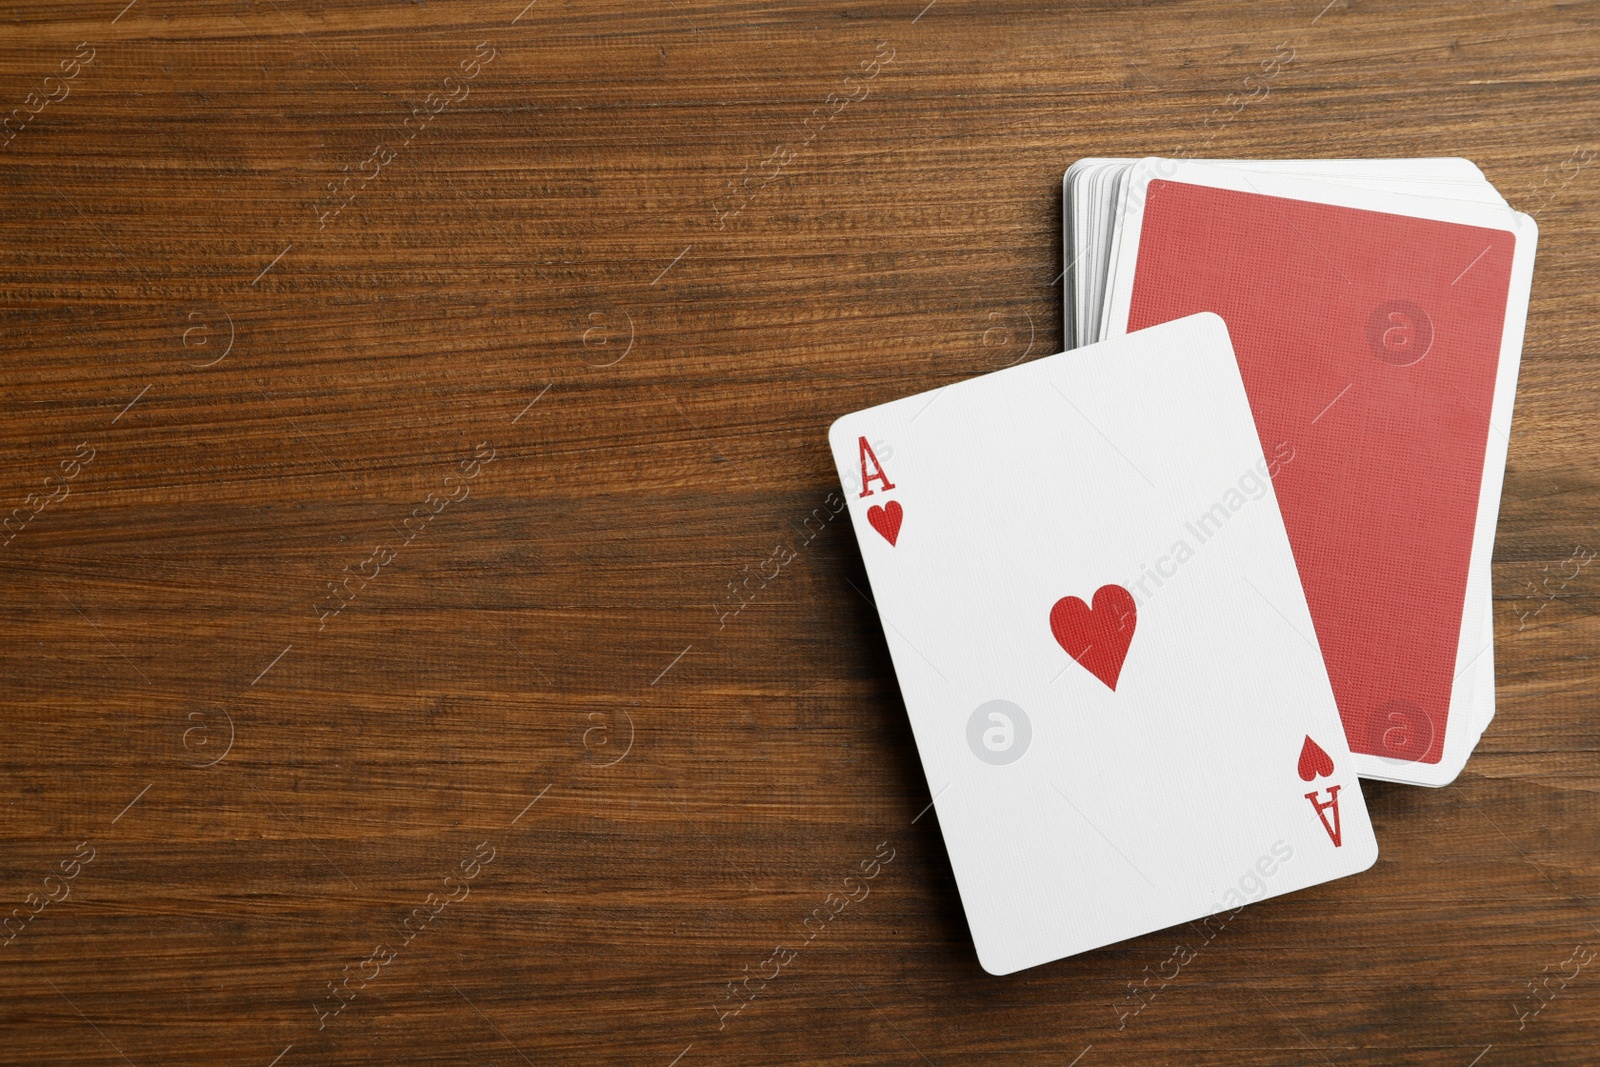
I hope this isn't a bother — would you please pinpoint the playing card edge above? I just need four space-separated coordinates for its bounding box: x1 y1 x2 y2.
1353 740 1472 786
972 822 1381 977
828 411 1016 981
1405 207 1536 782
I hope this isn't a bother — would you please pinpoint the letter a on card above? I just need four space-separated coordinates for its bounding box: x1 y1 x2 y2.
857 436 895 498
1305 786 1343 847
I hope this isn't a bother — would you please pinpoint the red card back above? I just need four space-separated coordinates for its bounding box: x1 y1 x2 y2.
1126 180 1514 764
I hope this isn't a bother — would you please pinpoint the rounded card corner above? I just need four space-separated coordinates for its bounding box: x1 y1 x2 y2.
1422 761 1466 789
1183 310 1234 347
975 943 1022 977
826 415 854 452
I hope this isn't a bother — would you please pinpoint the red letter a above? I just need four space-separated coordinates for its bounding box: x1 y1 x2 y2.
857 437 895 499
1304 786 1343 847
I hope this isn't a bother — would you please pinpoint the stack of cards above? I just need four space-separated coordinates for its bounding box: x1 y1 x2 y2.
1066 157 1534 786
827 157 1535 973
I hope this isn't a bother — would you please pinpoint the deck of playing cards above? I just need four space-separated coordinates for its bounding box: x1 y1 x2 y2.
1067 157 1535 787
827 157 1535 973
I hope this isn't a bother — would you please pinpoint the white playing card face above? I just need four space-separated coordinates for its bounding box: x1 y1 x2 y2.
830 313 1378 975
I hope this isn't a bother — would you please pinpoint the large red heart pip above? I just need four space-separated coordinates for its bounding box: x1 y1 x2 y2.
1049 584 1136 690
867 501 902 546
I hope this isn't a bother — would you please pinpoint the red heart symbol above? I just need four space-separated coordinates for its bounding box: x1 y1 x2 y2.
1297 736 1335 781
867 501 902 546
1049 584 1136 690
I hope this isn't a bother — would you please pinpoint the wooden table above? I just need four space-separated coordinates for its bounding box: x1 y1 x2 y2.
2 1 1596 1063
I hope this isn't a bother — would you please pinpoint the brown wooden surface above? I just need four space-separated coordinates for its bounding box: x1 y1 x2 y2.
2 0 1598 1064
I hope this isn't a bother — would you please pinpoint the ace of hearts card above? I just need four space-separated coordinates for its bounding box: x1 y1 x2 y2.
828 312 1377 974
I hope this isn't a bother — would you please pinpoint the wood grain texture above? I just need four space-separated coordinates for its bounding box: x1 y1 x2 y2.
1 0 1597 1064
